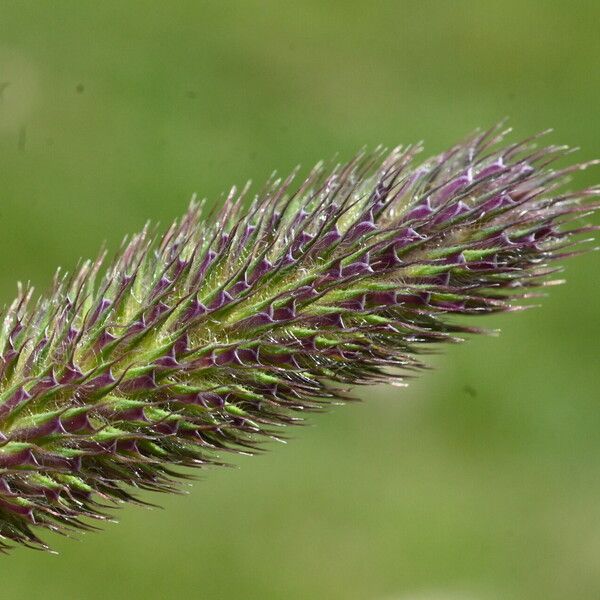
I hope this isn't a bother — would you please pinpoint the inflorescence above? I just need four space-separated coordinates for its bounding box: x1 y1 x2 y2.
0 125 597 551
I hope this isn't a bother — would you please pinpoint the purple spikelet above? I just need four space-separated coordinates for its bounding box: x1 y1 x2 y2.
0 125 598 552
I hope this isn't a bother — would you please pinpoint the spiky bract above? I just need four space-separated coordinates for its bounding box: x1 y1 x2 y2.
0 126 597 551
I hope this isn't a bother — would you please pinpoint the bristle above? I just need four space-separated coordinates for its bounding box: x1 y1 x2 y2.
0 126 597 552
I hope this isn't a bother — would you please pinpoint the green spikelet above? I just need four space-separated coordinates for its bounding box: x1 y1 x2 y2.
0 125 597 551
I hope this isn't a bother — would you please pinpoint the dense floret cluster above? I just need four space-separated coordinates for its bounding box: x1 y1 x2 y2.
0 126 597 551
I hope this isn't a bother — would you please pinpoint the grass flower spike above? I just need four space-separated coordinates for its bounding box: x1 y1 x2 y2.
0 125 597 552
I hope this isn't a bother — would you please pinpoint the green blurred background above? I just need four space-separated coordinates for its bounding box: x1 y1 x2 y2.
1 2 599 598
